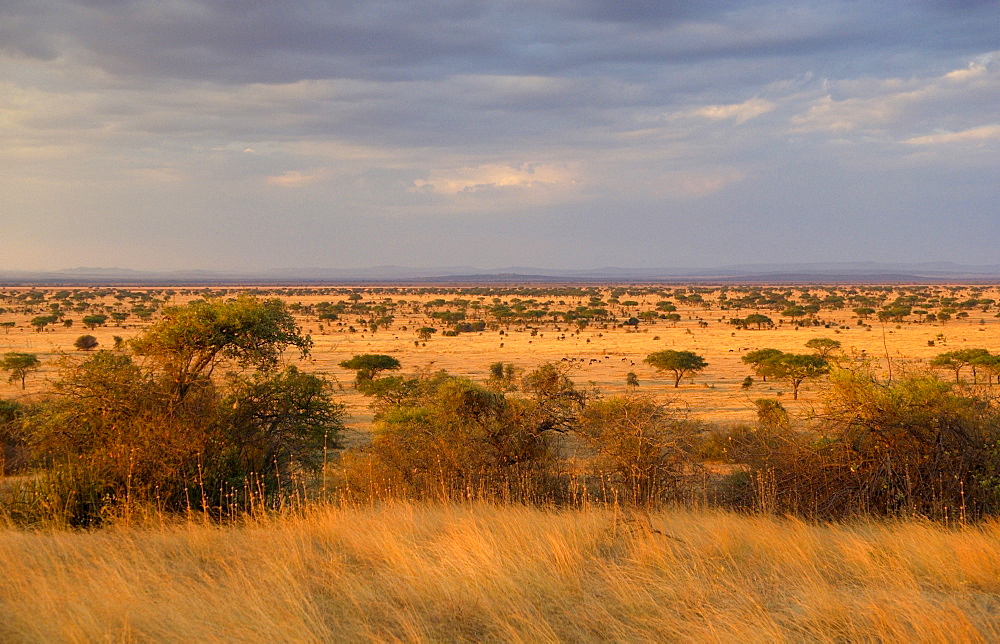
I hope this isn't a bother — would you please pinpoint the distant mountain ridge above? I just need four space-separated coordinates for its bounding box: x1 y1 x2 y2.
1 262 999 285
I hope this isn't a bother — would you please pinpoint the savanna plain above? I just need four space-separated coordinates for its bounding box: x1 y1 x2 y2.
3 282 1000 641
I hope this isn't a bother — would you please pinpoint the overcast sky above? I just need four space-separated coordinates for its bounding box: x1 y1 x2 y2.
2 0 998 271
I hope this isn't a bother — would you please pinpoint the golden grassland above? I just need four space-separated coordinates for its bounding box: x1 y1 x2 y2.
3 283 1000 429
2 502 1000 642
4 284 1000 640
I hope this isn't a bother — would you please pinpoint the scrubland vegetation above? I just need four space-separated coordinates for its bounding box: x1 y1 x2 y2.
3 283 1000 639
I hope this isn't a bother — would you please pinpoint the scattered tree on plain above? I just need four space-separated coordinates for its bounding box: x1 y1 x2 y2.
1 353 40 389
82 314 109 329
741 348 784 382
743 314 774 329
805 337 841 359
931 349 990 383
644 350 707 388
771 353 829 400
31 315 60 332
339 354 402 387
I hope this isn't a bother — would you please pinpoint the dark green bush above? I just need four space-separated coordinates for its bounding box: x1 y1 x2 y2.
9 297 344 526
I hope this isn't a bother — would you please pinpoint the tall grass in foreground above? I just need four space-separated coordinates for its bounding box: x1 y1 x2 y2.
2 503 1000 642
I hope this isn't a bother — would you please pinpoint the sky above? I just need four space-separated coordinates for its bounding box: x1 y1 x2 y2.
1 0 998 272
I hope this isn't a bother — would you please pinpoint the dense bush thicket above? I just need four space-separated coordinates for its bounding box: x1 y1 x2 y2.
336 360 1000 520
1 297 345 526
763 369 1000 520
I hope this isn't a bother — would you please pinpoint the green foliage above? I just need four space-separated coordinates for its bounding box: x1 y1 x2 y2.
743 313 774 329
340 373 562 501
807 370 1000 519
487 361 518 392
877 306 911 322
772 353 829 400
644 350 707 387
12 298 343 526
30 315 59 331
338 353 401 386
133 296 310 399
741 350 828 399
1 353 40 389
81 314 109 329
805 337 841 359
931 349 991 383
74 334 99 351
741 348 783 382
217 366 345 480
781 305 807 318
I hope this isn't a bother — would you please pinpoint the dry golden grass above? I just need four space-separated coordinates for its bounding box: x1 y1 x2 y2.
2 502 1000 642
4 284 1000 429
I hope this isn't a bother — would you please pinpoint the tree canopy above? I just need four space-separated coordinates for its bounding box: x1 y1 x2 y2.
339 354 402 386
772 353 829 400
741 349 829 398
931 349 991 383
644 350 708 388
132 296 310 399
74 334 99 351
23 297 342 524
805 337 841 359
1 353 40 389
741 348 784 382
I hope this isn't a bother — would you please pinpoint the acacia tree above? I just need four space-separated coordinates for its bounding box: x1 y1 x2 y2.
741 348 784 382
1 353 40 389
30 315 59 332
339 354 401 387
805 337 841 360
27 297 343 523
771 353 829 400
965 349 993 384
931 349 990 383
973 354 1000 386
81 314 108 329
744 314 774 329
644 350 707 388
132 296 310 400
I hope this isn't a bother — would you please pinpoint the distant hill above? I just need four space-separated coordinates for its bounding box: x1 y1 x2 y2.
2 262 1000 285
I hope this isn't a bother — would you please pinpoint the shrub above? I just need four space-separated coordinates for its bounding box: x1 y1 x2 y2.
0 400 27 475
747 368 1000 520
579 394 702 505
340 373 564 502
73 334 99 351
14 298 344 525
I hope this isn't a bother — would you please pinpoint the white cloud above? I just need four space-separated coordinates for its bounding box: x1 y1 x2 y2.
791 54 1000 136
904 124 1000 145
694 98 776 124
412 163 576 195
266 170 325 187
790 93 897 133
